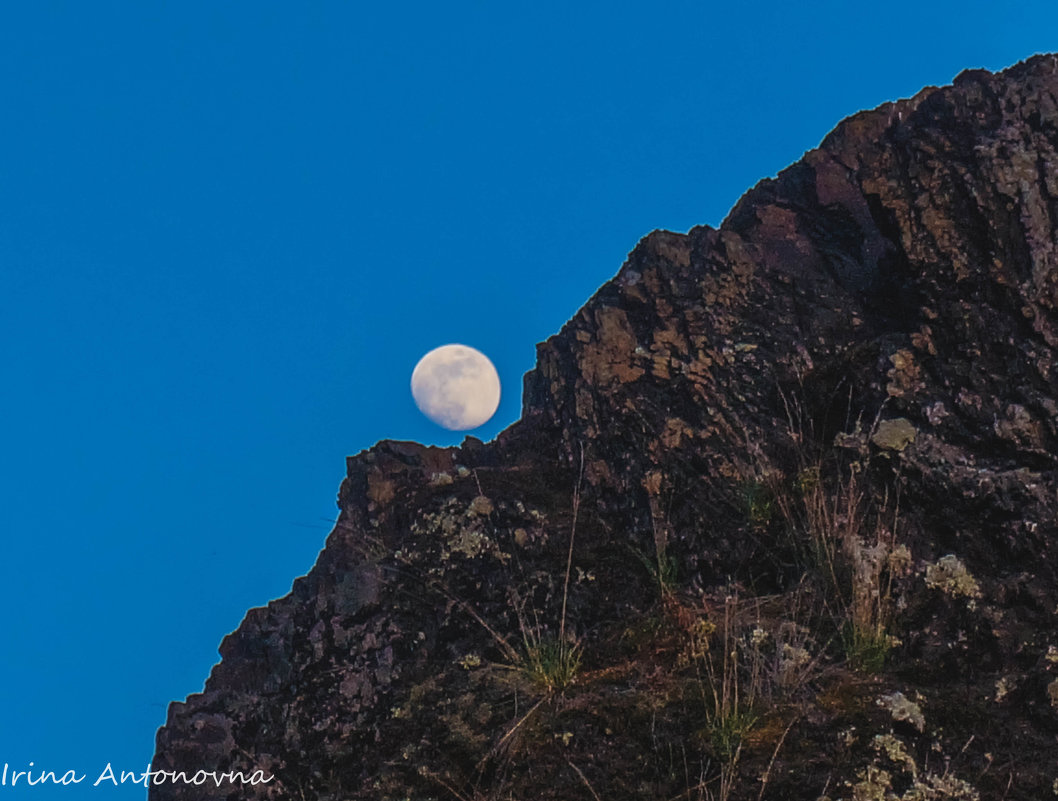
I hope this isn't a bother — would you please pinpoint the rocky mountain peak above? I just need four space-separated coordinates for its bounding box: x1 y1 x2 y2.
152 54 1058 800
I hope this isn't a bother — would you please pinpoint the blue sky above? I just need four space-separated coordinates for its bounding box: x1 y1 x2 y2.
1 2 1054 796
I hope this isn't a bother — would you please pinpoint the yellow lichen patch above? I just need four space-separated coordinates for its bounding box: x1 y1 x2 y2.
871 418 917 452
886 349 925 398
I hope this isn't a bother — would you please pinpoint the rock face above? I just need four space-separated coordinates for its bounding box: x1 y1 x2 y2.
152 55 1058 800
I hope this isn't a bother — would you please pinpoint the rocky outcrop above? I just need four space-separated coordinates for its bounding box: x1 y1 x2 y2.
152 54 1058 800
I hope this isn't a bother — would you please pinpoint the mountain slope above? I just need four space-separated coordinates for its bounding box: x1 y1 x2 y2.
152 54 1058 800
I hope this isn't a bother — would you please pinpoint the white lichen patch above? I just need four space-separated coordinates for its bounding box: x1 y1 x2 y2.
850 764 893 801
904 773 979 800
872 733 916 777
780 643 812 670
924 554 981 607
412 497 511 567
887 544 913 577
994 676 1014 703
1046 644 1058 664
835 729 981 800
877 691 925 732
428 471 453 486
447 528 491 559
468 495 494 516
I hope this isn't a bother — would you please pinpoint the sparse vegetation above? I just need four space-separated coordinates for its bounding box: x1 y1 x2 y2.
828 728 981 801
740 478 776 528
632 543 678 598
376 402 1008 800
841 621 892 673
697 597 760 763
759 401 910 675
520 633 582 693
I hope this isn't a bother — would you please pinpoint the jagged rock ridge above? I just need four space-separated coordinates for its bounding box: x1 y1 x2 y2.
153 55 1058 800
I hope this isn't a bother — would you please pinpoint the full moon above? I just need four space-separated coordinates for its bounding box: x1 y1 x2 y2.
411 344 501 430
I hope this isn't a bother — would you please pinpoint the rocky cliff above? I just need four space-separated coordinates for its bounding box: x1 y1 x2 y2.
152 55 1058 800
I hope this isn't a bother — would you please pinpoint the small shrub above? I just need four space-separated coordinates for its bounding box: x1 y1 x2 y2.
706 706 757 761
741 479 776 527
631 544 678 597
774 622 817 691
764 446 908 675
842 622 891 673
521 636 581 694
694 595 761 764
795 465 822 494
